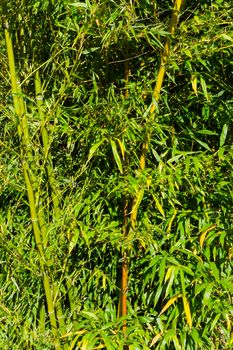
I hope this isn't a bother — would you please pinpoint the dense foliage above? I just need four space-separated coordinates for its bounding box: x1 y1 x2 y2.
0 1 232 349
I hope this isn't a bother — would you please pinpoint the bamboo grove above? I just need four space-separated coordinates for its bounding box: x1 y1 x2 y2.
0 1 232 349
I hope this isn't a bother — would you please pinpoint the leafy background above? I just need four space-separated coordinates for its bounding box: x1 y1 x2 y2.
0 1 232 349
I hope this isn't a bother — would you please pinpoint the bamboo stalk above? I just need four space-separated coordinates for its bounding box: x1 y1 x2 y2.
35 70 69 348
4 26 48 248
118 58 130 349
2 5 60 347
35 71 60 214
131 0 183 228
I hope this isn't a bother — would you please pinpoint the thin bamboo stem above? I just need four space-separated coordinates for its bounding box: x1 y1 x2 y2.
118 58 130 347
2 6 60 347
131 0 183 228
35 70 68 348
34 71 60 214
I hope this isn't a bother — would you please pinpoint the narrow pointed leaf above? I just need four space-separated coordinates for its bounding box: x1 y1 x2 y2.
183 296 192 329
153 195 165 218
110 139 123 174
159 294 182 315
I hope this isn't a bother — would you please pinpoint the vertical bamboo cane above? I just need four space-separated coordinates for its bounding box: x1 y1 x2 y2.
2 5 60 348
35 71 69 348
130 0 183 229
119 2 183 344
35 71 60 214
118 54 130 350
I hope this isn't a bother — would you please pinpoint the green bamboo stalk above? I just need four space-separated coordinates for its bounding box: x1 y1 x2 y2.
3 2 48 249
34 71 69 345
4 28 48 248
2 5 60 347
23 144 60 347
39 302 46 334
34 71 60 214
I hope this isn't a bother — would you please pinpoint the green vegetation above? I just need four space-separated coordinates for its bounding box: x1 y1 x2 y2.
0 1 232 349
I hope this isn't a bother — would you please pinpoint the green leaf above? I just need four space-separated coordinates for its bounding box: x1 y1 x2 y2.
220 123 228 147
200 77 209 101
196 129 218 135
195 138 211 151
203 283 213 306
87 139 105 163
220 33 233 42
82 47 100 55
153 195 165 217
81 311 99 320
209 262 220 282
159 257 167 284
70 2 89 9
110 139 123 174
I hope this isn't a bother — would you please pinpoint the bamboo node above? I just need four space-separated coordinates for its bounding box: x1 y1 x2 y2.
31 218 38 222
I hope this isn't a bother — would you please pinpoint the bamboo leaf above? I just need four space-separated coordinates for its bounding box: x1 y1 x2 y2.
70 2 89 9
87 139 105 163
116 138 125 160
203 283 213 306
153 195 165 218
183 296 192 329
172 335 182 350
68 228 80 253
200 77 209 101
196 129 218 136
110 139 123 174
200 224 217 248
166 209 177 233
220 33 233 42
220 123 229 147
150 332 163 347
191 74 198 95
159 294 182 315
209 261 220 282
83 47 100 55
165 268 177 298
165 266 174 283
159 257 167 284
195 138 211 151
131 189 144 217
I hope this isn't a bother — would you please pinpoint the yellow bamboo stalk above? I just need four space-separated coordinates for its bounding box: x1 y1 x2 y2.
131 0 183 228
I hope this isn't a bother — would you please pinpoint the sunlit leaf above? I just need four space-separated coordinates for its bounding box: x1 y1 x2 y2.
182 296 192 329
116 138 125 160
159 294 182 315
200 224 217 248
153 195 165 218
150 332 163 347
191 74 198 95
